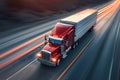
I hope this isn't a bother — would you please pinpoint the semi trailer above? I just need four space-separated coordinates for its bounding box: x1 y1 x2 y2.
36 9 97 66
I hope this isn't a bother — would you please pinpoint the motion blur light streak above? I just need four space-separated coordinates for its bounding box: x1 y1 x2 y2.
0 41 44 69
0 31 50 59
97 0 119 22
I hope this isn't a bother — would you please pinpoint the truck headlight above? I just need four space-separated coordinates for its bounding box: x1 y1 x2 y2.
36 52 42 58
51 58 57 63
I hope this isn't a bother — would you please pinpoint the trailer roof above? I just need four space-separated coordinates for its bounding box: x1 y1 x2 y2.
61 9 97 23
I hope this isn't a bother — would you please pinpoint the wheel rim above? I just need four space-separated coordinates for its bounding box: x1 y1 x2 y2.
73 44 76 48
57 59 60 66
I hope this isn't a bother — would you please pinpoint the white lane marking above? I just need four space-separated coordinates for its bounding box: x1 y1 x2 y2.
6 59 37 80
108 57 114 80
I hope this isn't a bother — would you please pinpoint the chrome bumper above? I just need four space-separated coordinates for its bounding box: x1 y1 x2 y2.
38 58 56 66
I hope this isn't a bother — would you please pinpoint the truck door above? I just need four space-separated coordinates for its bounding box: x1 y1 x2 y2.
61 45 64 54
67 30 74 46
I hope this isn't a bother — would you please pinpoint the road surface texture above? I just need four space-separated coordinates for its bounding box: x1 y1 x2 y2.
0 0 120 80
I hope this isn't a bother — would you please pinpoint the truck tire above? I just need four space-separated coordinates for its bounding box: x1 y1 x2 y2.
75 41 79 46
40 62 45 66
89 26 94 32
56 59 61 66
72 44 76 49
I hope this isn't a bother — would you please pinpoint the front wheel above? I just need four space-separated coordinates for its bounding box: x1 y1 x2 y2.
56 59 61 66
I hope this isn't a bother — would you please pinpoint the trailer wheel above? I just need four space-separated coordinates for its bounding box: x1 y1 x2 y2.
89 26 94 32
56 59 60 66
72 44 76 49
76 41 79 46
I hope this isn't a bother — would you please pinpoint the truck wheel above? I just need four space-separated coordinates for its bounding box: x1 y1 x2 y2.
72 44 76 49
40 62 45 66
89 26 94 32
76 42 79 46
56 59 60 66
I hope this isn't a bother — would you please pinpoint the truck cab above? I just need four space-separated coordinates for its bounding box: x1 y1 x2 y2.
36 23 74 66
36 9 97 66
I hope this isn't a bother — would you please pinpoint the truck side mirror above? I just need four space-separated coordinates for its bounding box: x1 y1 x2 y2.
63 40 68 46
44 34 48 44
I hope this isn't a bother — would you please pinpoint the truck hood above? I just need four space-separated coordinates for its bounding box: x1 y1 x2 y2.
42 43 60 54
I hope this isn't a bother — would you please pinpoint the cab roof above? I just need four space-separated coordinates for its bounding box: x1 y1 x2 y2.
50 23 74 38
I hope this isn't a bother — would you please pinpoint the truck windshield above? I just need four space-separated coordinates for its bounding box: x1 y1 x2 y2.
48 36 63 44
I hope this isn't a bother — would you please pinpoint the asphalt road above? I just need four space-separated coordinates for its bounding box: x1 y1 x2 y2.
0 0 120 80
5 2 120 80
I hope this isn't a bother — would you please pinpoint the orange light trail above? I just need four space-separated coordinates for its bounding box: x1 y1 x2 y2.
0 31 50 59
97 0 120 22
0 41 44 69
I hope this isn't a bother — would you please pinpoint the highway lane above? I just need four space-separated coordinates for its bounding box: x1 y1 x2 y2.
108 9 120 80
3 1 120 80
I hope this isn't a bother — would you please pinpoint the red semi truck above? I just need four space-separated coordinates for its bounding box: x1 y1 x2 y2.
36 9 97 66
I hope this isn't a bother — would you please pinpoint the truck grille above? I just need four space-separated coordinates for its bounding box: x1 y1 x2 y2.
42 51 50 61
